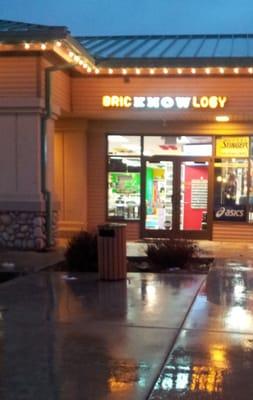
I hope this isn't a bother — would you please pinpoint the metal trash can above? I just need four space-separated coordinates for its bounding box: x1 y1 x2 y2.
97 223 126 280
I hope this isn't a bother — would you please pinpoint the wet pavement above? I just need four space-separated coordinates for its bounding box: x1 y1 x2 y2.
0 259 253 399
148 260 253 399
0 272 204 400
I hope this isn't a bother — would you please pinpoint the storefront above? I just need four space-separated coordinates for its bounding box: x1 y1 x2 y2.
1 20 253 248
107 134 253 240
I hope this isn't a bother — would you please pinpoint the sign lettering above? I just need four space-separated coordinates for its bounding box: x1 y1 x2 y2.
214 206 246 221
102 95 228 110
216 137 249 157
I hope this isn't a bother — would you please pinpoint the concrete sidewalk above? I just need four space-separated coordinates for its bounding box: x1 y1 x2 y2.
0 239 252 276
0 248 65 276
0 257 252 399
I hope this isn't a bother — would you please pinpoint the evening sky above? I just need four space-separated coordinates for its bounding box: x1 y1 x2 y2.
1 0 252 36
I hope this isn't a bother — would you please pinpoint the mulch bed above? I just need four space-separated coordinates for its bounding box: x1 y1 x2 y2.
127 257 214 274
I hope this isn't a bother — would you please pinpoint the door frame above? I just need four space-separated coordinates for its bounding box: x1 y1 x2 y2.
141 156 213 239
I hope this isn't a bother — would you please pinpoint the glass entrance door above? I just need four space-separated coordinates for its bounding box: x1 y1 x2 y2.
145 160 174 231
144 158 211 238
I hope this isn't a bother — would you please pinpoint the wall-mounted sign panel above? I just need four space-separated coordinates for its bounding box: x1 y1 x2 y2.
214 205 246 221
216 137 249 158
102 95 227 110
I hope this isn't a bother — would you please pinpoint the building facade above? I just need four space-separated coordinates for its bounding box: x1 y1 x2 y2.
1 20 253 249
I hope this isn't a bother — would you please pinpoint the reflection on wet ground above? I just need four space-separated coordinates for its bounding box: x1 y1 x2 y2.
0 272 204 400
150 332 253 399
1 258 253 399
149 259 253 399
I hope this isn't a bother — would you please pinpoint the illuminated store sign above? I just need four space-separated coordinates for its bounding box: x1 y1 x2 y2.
102 95 227 110
216 137 249 157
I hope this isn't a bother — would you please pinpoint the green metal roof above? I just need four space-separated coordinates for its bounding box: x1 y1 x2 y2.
1 20 253 68
0 19 69 41
76 34 253 67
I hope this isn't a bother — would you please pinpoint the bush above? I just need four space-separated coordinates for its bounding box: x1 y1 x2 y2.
145 238 198 270
65 230 98 272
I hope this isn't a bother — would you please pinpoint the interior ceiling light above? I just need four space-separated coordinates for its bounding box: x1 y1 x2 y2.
219 67 225 74
122 68 127 75
177 68 183 74
41 43 47 50
205 68 211 74
215 115 230 122
233 67 239 74
163 68 169 74
191 68 196 74
135 68 141 75
24 42 30 49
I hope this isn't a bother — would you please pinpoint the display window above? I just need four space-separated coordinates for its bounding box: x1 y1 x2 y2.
108 156 141 220
214 158 248 221
214 136 250 222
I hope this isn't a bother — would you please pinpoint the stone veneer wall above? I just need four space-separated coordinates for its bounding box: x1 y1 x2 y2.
0 211 58 250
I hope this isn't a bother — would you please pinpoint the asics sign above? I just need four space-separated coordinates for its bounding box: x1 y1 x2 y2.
214 206 246 221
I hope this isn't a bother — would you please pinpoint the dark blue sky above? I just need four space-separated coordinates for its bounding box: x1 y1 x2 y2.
2 0 253 36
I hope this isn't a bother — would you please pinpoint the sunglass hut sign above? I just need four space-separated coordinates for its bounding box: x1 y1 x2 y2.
102 95 227 110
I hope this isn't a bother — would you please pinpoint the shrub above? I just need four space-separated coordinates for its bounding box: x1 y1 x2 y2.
145 238 198 270
65 230 98 272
